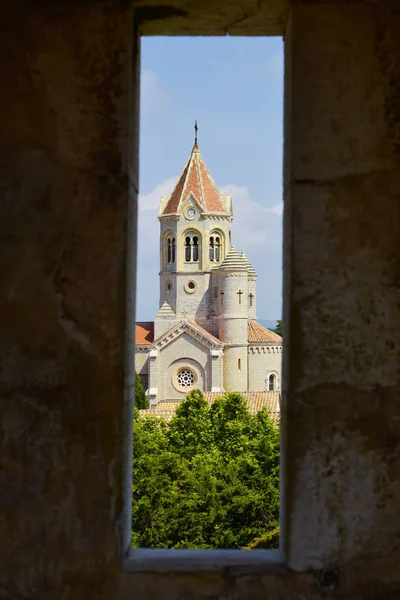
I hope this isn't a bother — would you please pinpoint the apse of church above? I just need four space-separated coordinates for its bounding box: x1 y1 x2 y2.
135 132 282 408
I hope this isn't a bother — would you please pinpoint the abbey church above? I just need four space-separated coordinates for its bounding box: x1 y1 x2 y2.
135 139 282 412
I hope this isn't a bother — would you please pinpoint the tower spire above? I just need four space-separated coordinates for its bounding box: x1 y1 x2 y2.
194 120 198 148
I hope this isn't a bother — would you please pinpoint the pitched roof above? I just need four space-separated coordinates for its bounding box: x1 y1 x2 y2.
139 391 281 421
240 251 257 276
156 301 175 318
135 322 154 345
160 144 228 216
248 320 282 343
153 318 222 347
218 245 249 271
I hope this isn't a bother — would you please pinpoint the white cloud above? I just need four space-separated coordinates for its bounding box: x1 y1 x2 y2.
140 69 170 119
219 184 282 251
139 176 178 213
136 179 283 321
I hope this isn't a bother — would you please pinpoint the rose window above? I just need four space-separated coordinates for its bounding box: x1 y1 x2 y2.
177 368 195 389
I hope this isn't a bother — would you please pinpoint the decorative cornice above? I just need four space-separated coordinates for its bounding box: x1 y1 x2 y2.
200 214 232 222
217 271 249 278
248 345 283 355
152 320 222 351
158 215 180 222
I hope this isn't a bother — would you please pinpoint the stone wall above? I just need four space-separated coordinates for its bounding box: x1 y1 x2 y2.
134 349 149 377
157 331 211 401
248 345 282 391
2 0 400 599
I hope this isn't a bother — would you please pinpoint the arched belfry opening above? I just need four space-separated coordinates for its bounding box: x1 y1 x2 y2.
183 230 201 264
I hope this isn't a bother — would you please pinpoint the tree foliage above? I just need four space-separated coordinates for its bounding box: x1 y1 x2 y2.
134 372 148 409
132 390 280 549
274 319 282 337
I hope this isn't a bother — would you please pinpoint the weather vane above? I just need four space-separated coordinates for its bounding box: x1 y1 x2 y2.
194 120 198 146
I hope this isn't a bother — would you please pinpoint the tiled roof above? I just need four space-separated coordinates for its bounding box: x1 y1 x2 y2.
161 144 228 215
218 245 249 271
203 391 280 416
135 322 154 345
248 320 282 343
187 319 222 344
139 391 281 422
240 251 257 276
156 301 175 317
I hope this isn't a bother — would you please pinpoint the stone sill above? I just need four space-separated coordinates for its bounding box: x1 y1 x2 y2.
124 548 285 574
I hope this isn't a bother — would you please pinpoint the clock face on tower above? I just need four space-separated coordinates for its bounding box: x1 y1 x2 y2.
187 207 196 218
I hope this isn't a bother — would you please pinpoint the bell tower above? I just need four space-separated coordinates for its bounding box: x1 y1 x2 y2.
155 125 233 338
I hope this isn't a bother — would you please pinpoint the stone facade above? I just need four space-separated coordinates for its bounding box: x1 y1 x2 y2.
135 142 282 404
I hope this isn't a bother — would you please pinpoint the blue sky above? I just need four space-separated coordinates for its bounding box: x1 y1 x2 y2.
137 36 283 321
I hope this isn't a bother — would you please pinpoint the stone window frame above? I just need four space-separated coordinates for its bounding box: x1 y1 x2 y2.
183 228 202 264
119 2 384 582
123 21 288 576
172 365 199 393
163 229 176 268
184 279 197 294
209 229 224 263
267 371 278 391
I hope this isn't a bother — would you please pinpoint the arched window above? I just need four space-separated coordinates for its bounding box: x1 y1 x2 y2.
167 238 171 263
210 232 223 263
215 237 221 262
238 358 242 371
214 286 218 299
268 374 276 391
185 236 191 262
193 236 199 262
184 231 201 263
166 235 175 265
171 238 176 263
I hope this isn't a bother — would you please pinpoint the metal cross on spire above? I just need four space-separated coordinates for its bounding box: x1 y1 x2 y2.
194 120 198 146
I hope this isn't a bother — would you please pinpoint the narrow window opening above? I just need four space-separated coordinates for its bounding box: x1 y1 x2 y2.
171 238 176 263
192 236 199 262
215 236 221 262
185 236 191 262
133 36 284 558
209 236 214 261
268 374 276 391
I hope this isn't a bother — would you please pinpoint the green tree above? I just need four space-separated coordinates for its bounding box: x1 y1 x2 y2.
134 371 148 409
132 390 280 549
274 319 282 337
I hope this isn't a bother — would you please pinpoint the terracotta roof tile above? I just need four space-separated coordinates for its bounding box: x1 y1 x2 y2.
248 320 282 343
161 145 227 216
139 391 281 422
135 321 154 345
